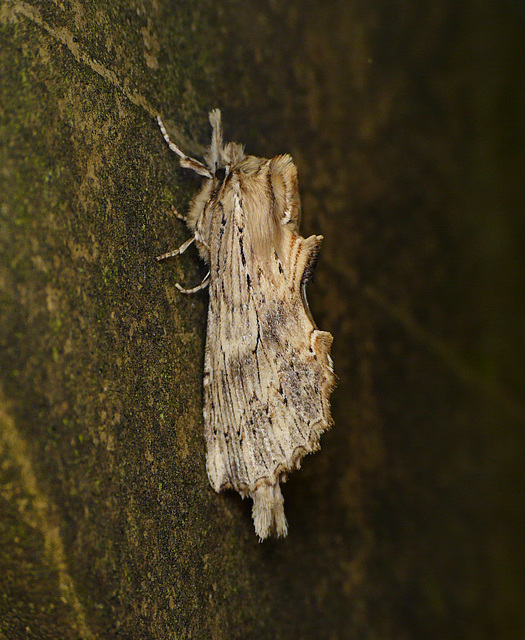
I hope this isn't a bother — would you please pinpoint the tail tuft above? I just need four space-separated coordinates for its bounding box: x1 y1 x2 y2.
252 483 288 541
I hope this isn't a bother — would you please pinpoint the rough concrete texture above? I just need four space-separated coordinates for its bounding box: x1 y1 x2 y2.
1 1 524 638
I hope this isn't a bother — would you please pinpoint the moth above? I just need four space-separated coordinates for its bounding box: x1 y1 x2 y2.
156 110 335 539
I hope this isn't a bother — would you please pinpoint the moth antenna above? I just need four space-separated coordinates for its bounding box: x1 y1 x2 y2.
208 108 224 171
157 115 213 178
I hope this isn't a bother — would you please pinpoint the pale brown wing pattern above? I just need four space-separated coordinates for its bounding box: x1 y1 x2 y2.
203 170 335 539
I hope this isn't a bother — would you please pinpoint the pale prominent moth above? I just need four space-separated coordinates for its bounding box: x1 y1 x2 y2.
156 110 335 540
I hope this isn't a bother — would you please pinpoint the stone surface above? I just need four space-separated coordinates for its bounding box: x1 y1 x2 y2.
1 1 524 638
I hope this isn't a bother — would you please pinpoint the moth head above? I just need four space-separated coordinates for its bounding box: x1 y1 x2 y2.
205 109 245 174
210 145 244 194
214 166 228 186
221 142 245 167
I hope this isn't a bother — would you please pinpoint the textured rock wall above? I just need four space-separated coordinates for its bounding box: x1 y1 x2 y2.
1 1 524 638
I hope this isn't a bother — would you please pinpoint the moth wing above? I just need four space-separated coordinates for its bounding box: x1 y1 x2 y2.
203 195 334 537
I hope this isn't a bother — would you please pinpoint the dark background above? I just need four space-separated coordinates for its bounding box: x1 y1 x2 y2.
1 1 524 638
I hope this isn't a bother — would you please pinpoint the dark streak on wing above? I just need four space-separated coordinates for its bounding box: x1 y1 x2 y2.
266 169 277 222
219 202 227 226
239 234 246 266
301 242 321 286
253 314 261 354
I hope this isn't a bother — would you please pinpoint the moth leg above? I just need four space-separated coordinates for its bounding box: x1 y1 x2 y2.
175 271 210 294
172 206 187 223
156 236 194 261
157 115 213 178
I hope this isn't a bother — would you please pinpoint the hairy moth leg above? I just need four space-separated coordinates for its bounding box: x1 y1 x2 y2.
156 233 209 294
156 117 214 292
156 236 195 261
175 272 210 294
171 206 188 223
